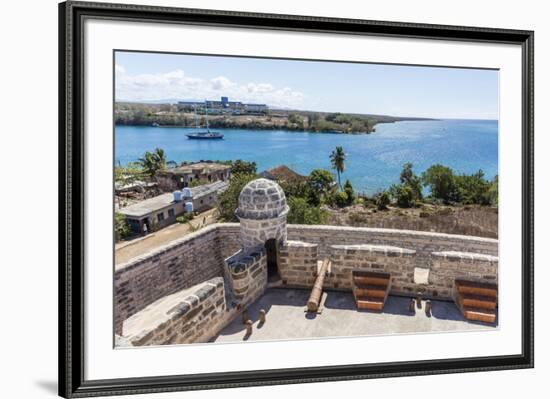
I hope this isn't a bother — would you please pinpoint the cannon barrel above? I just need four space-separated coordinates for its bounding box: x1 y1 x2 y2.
307 259 330 312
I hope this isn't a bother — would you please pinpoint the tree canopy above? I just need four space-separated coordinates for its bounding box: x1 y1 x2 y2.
330 146 346 189
138 148 167 178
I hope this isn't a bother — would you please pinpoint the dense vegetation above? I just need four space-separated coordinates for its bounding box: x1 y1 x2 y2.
114 213 131 241
116 146 498 234
115 102 432 134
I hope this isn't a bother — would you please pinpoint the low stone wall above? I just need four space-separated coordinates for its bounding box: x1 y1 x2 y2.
225 246 267 306
324 245 498 299
114 225 226 335
431 251 498 299
279 240 318 287
126 277 227 346
216 223 499 300
327 244 417 292
286 225 498 261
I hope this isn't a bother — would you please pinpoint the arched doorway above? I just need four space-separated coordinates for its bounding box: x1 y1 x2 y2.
264 238 280 283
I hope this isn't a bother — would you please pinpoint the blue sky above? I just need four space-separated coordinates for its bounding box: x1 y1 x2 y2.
115 51 498 120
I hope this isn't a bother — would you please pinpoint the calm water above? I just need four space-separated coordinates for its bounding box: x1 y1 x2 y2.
115 119 498 194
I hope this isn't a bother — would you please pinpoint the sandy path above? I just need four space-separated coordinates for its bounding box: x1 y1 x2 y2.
115 208 218 266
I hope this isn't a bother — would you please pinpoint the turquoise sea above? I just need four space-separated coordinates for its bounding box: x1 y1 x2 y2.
115 119 498 194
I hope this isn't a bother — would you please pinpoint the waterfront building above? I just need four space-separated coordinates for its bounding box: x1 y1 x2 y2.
177 97 268 114
118 180 228 234
156 162 231 190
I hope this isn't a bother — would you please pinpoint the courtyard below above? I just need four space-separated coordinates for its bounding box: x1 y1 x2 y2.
212 288 495 343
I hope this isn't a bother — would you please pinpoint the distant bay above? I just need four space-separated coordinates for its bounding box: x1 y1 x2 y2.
115 119 498 194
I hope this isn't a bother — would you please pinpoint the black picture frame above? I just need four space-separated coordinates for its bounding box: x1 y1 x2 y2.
59 1 534 397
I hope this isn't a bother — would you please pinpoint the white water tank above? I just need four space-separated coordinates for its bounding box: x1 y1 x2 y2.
173 191 182 202
182 188 192 199
185 202 194 213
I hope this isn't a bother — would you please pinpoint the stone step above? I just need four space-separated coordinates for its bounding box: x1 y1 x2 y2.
463 306 497 324
459 293 497 310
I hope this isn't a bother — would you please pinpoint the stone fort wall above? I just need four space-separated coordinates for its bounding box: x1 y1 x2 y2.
116 223 498 337
217 223 498 300
215 223 498 260
126 277 228 346
115 225 227 335
286 224 498 260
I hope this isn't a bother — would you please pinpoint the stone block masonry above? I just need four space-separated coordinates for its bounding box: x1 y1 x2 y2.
431 251 498 300
225 245 267 307
327 244 417 292
115 225 226 335
279 240 319 287
235 179 290 250
124 277 228 346
215 223 499 300
286 225 497 261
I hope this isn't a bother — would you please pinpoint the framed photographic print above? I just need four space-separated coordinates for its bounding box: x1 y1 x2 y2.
59 1 534 397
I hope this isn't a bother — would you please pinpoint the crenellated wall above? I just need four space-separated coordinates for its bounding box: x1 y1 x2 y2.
224 245 267 306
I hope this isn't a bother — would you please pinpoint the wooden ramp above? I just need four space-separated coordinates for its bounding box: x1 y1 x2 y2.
454 279 498 324
352 270 391 311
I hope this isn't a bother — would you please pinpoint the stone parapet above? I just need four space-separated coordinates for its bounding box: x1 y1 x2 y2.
124 277 227 346
286 224 497 260
114 225 225 335
327 244 418 292
225 245 267 306
279 240 319 287
330 244 416 257
430 251 499 296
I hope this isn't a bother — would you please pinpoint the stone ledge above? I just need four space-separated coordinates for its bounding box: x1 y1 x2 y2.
284 240 318 248
116 224 220 271
122 277 225 344
287 224 498 244
331 244 416 257
431 251 498 263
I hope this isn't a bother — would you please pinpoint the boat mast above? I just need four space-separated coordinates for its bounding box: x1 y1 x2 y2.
193 105 200 129
204 99 210 133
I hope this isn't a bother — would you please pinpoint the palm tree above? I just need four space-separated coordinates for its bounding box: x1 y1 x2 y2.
330 146 346 189
138 148 167 178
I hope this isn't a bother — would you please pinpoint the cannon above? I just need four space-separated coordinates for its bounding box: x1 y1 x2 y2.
307 259 330 313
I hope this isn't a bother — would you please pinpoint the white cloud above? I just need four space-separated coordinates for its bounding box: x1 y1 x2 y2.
115 66 305 109
210 76 234 90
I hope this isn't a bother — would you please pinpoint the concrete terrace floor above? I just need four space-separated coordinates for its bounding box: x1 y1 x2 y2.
212 288 496 343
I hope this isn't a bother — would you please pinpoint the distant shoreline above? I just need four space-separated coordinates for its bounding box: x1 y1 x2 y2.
115 101 436 135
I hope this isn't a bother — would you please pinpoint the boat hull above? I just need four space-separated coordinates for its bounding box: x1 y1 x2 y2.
186 134 224 140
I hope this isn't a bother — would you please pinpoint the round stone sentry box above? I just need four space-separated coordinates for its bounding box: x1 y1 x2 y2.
235 178 290 250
